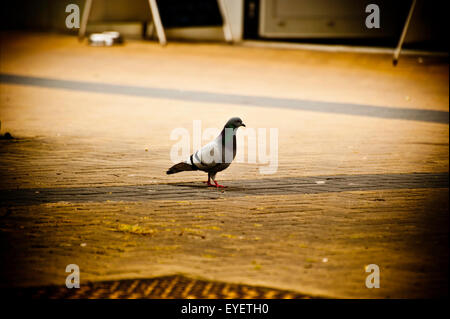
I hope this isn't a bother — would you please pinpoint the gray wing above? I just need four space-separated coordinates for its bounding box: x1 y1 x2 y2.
190 140 222 171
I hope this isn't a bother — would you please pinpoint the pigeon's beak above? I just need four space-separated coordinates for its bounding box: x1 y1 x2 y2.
241 123 246 127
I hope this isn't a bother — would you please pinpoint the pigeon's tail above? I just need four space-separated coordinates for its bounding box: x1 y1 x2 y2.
166 162 195 175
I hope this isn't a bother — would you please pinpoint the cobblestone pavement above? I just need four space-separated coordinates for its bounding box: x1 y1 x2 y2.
10 275 312 299
0 172 448 205
0 32 448 298
1 73 448 124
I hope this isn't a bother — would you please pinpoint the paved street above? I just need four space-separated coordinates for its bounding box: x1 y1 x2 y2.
0 32 448 298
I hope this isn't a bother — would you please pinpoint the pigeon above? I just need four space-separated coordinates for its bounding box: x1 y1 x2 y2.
166 117 246 188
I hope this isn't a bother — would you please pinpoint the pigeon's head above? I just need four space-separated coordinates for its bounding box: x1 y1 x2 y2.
224 117 246 130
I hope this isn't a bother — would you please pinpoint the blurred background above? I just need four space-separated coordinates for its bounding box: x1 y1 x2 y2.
0 0 448 51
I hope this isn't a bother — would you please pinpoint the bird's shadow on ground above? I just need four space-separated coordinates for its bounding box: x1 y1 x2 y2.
171 183 246 192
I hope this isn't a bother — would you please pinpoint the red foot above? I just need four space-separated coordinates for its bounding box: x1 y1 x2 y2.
203 181 226 188
214 181 226 188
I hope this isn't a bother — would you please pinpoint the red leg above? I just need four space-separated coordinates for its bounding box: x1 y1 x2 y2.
203 174 214 187
213 180 226 188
